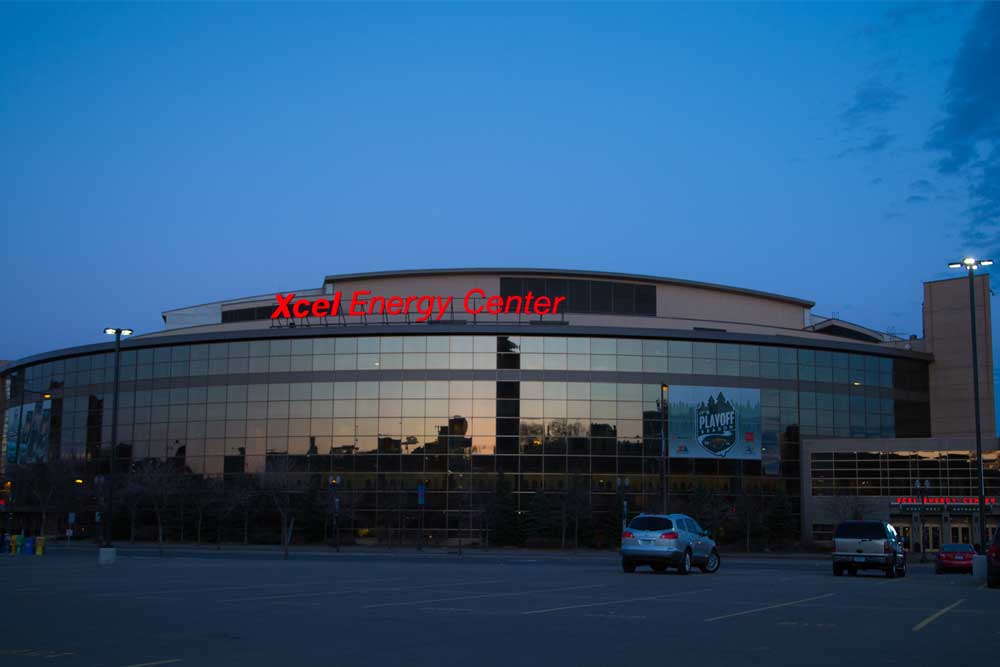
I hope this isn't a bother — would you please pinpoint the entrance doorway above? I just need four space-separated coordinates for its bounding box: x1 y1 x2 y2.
950 519 972 545
891 517 911 549
921 520 942 552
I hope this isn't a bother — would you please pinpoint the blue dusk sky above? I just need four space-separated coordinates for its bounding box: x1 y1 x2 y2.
1 3 999 386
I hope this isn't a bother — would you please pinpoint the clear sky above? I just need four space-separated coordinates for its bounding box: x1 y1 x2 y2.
2 2 998 387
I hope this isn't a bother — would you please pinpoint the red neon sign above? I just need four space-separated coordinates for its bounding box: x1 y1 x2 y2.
893 496 996 505
270 290 566 323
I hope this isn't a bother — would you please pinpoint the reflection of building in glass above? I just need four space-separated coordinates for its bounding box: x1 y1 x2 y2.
1 269 996 546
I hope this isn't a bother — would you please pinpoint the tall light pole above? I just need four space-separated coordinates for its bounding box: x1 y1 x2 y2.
101 327 132 558
947 258 991 553
659 383 669 514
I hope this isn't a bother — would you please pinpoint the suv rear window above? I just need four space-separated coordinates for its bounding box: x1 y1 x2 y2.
834 522 886 540
629 517 673 531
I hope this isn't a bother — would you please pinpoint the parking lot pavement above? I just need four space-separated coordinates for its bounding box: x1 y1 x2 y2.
2 551 996 667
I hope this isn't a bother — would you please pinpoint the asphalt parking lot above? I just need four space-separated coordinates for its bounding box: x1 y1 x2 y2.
1 548 996 667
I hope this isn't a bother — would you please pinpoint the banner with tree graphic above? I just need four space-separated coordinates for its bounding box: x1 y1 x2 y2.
668 386 761 460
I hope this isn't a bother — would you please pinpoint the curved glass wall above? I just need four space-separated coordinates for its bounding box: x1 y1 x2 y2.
2 334 931 542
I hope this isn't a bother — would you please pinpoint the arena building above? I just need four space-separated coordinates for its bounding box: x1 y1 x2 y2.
2 269 998 549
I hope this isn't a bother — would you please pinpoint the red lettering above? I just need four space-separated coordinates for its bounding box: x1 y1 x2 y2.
414 295 435 322
271 293 295 319
349 291 369 316
386 296 405 315
292 300 311 318
404 295 420 316
551 296 566 314
523 291 534 312
533 296 551 315
486 295 505 314
311 299 330 317
464 289 486 314
436 296 453 320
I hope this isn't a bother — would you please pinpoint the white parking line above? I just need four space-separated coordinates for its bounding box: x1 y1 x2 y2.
912 599 964 632
364 583 606 609
522 588 712 615
704 593 835 622
97 583 301 598
222 579 504 603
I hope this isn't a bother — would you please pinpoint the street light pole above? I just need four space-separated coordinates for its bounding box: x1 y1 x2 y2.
948 258 992 553
100 327 132 561
659 384 669 514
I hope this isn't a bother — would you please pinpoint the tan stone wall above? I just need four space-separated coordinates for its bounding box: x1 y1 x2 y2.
923 274 995 438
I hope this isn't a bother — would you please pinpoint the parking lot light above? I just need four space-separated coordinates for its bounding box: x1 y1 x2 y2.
947 259 991 554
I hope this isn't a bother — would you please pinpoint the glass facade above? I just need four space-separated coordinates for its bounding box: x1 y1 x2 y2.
2 333 931 543
810 450 1000 497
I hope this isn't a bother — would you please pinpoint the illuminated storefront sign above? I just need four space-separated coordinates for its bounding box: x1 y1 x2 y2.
891 496 997 513
271 290 566 323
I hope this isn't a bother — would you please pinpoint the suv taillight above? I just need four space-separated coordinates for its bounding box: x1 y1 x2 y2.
989 545 998 559
884 542 892 554
660 532 679 539
622 531 634 539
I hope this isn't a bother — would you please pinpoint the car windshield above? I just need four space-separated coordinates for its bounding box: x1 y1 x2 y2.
629 516 673 531
834 522 886 540
941 544 975 552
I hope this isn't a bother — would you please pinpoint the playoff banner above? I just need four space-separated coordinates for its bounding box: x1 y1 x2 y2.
667 386 761 460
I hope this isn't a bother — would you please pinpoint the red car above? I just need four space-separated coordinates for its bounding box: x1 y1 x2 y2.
935 543 975 574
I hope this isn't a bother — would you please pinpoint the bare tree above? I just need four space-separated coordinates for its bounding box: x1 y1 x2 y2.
120 475 145 543
259 454 304 560
190 477 217 545
229 476 258 545
210 478 241 549
132 458 177 556
25 457 79 536
565 475 590 550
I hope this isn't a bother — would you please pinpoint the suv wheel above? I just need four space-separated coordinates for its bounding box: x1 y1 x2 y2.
897 558 907 578
678 549 692 575
699 549 720 573
622 558 636 573
884 562 896 578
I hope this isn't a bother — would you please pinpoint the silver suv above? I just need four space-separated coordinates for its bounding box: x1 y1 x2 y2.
620 513 720 574
832 520 907 578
